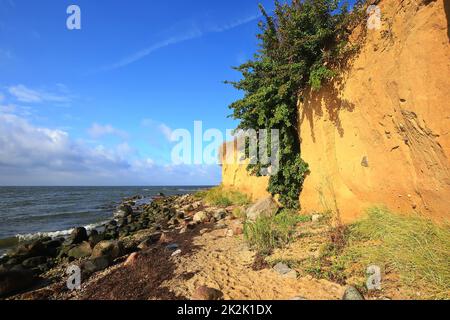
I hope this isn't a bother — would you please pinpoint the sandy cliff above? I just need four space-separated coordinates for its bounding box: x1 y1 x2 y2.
222 0 450 222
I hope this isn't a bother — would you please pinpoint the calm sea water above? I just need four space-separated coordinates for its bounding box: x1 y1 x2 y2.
0 186 209 255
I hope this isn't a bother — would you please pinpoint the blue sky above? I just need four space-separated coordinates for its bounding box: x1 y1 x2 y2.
0 0 356 186
0 0 280 186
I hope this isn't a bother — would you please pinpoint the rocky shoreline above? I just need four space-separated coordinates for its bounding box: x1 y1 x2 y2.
0 192 235 299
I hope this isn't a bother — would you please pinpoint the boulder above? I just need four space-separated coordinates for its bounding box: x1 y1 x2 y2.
137 232 162 251
246 196 278 221
81 256 111 275
192 286 224 300
124 252 140 267
311 214 322 223
91 240 124 260
10 240 46 259
273 262 297 279
342 286 365 300
69 227 88 245
120 204 134 216
213 210 227 221
88 232 104 248
231 222 244 235
193 211 208 223
68 241 93 259
21 256 47 269
0 269 35 297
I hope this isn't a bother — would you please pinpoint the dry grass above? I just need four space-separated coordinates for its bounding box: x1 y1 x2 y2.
301 207 450 299
347 207 450 299
195 186 250 207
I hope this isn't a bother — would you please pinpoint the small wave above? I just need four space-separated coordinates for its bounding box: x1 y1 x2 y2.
14 221 108 243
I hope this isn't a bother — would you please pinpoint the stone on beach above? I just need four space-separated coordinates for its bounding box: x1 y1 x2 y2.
192 286 224 300
246 196 278 221
68 241 93 259
91 240 124 260
193 211 208 223
70 227 88 245
342 286 365 300
0 269 35 297
273 262 298 279
124 252 140 267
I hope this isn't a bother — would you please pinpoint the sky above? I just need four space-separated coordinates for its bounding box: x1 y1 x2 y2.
0 0 278 186
0 0 357 186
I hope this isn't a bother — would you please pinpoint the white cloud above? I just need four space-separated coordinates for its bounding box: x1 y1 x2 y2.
0 93 4 102
158 123 175 142
8 84 71 104
0 111 220 186
88 123 129 139
141 118 176 142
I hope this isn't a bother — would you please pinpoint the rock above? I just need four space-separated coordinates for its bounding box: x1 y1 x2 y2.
246 196 278 221
0 269 35 297
291 296 308 300
88 232 104 248
200 228 209 235
231 222 244 235
273 262 297 279
171 249 182 257
215 221 227 230
81 256 111 275
311 214 322 223
68 241 93 259
179 227 187 234
361 156 369 168
70 227 88 245
192 286 224 300
342 286 365 300
166 243 179 251
91 241 124 260
124 252 140 267
225 229 234 237
193 211 208 223
10 240 46 259
176 211 185 219
159 233 173 244
21 256 47 269
213 210 227 221
137 232 162 251
120 204 134 216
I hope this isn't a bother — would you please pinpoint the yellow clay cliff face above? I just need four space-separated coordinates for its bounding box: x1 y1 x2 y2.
222 0 450 222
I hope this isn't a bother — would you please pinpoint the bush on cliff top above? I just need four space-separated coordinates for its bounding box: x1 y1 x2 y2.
226 0 365 209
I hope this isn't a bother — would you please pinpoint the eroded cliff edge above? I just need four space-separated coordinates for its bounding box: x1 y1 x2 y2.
222 0 450 222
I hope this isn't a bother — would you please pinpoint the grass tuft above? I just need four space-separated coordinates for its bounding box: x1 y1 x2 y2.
301 207 450 299
244 209 307 255
195 186 250 207
347 207 450 299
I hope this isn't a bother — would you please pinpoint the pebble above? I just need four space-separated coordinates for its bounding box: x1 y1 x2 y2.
171 249 182 257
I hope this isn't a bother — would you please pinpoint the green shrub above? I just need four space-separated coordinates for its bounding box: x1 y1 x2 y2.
226 0 364 209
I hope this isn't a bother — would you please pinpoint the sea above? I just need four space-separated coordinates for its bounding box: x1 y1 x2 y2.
0 186 210 256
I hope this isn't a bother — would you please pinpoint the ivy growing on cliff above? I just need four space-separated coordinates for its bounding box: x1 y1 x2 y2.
227 0 363 209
